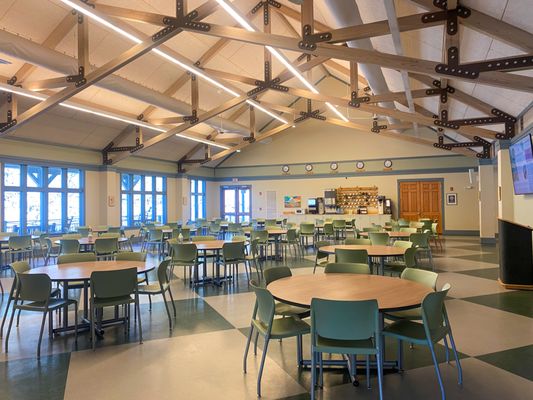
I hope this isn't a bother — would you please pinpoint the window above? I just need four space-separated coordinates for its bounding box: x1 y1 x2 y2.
121 173 166 227
190 179 206 221
2 164 84 233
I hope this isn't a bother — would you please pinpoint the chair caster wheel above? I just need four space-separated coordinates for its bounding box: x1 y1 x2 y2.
353 379 359 387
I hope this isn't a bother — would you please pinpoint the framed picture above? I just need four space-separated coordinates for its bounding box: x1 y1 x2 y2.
446 193 457 205
284 195 302 208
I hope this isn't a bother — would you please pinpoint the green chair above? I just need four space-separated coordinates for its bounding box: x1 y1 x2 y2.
108 227 121 235
191 235 215 242
335 248 368 264
89 268 142 350
168 243 198 285
99 232 120 238
430 222 443 250
410 232 434 270
368 232 389 246
345 238 371 245
94 237 119 260
263 266 310 318
231 235 247 242
243 281 310 397
43 237 60 265
57 253 96 302
180 228 191 241
324 262 371 274
4 273 78 358
245 239 263 282
383 283 462 399
282 229 301 260
400 227 417 233
59 238 80 255
251 230 271 260
313 240 331 273
142 229 164 258
138 259 176 331
332 219 346 241
299 223 315 247
62 233 82 239
321 223 335 241
77 227 90 237
116 252 149 285
362 226 380 232
221 241 248 282
310 298 383 399
227 223 242 238
6 235 33 265
384 244 416 276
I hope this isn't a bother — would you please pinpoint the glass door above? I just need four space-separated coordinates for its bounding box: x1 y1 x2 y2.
221 185 251 222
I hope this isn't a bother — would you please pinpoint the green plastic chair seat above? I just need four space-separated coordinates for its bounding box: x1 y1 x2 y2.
383 319 448 344
275 303 310 318
16 298 71 311
137 283 166 294
252 316 310 339
93 295 134 308
315 335 376 355
386 307 423 321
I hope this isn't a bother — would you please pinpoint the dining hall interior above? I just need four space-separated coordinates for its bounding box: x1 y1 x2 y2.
0 0 532 399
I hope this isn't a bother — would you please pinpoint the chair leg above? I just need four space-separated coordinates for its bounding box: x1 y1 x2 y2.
74 303 78 343
161 291 173 332
254 330 259 355
296 335 303 367
168 288 177 317
136 296 143 344
311 350 317 400
366 355 371 389
448 331 463 385
443 337 450 363
37 311 48 359
0 295 13 338
428 340 446 400
376 351 384 400
398 339 404 371
243 324 254 373
257 335 270 397
4 303 18 353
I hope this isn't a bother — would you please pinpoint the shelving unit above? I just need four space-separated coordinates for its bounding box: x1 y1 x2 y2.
336 186 379 213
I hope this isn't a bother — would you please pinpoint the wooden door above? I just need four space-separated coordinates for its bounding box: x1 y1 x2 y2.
399 181 443 233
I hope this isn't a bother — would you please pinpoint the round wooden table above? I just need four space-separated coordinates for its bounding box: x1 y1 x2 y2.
190 240 235 285
245 229 287 260
0 235 40 243
28 260 154 334
268 273 430 312
54 237 129 246
359 231 411 239
319 244 406 275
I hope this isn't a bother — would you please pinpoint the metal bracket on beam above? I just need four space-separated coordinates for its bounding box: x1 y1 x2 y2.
294 99 325 123
371 119 387 133
247 61 289 96
251 0 281 26
0 91 17 133
102 126 144 164
434 134 491 158
443 108 517 139
182 110 198 124
421 1 471 35
65 66 86 88
159 1 210 37
348 91 370 108
298 24 332 51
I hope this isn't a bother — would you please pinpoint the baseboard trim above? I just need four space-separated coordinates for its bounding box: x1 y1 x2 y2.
443 230 480 236
480 237 497 245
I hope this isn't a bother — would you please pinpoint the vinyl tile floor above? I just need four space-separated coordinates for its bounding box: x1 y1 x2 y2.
0 236 532 399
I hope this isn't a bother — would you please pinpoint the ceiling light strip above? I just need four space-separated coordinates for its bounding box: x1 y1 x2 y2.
175 133 230 149
59 0 287 124
216 0 349 123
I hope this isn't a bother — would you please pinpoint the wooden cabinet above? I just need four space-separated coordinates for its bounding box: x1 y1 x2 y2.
399 181 443 233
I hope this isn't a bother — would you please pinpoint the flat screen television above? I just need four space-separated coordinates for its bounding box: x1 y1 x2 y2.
307 198 317 207
510 133 533 195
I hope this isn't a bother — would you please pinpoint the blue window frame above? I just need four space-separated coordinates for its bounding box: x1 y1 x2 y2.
2 163 84 234
190 179 206 221
121 173 166 227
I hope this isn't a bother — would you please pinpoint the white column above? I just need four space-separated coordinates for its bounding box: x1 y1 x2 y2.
497 142 514 220
478 161 498 244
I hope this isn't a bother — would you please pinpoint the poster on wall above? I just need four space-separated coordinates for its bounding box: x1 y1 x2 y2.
284 195 302 208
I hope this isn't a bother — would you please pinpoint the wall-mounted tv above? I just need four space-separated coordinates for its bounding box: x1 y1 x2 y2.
510 133 533 195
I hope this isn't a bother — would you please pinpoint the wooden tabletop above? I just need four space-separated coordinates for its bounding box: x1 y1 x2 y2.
319 244 406 257
359 231 411 238
268 274 431 312
90 228 109 233
27 260 153 282
192 240 233 250
245 229 287 235
54 237 128 245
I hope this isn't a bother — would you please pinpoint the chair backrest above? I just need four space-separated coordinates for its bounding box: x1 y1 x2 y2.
400 227 417 233
8 235 31 250
59 239 80 255
362 226 379 232
401 267 438 290
251 230 268 243
265 219 277 227
250 281 275 330
116 251 147 262
263 266 292 285
94 237 119 254
192 235 215 242
299 223 315 234
91 268 137 299
409 232 430 248
77 227 90 237
99 232 120 238
58 252 97 264
315 240 331 260
286 228 298 241
323 223 334 235
421 283 451 338
231 235 247 242
11 261 30 275
63 233 82 239
148 229 163 241
228 223 241 232
345 238 371 245
393 240 413 249
368 232 389 246
335 248 368 263
332 219 346 229
410 221 424 229
403 247 418 268
108 227 121 234
324 263 370 274
170 243 197 263
156 259 172 289
311 298 378 342
222 241 245 261
16 273 52 303
398 218 409 227
180 228 191 240
431 222 439 234
249 238 259 257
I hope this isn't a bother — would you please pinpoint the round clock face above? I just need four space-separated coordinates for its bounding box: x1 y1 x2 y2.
305 164 313 172
356 161 365 170
330 162 338 171
282 165 290 173
384 159 393 168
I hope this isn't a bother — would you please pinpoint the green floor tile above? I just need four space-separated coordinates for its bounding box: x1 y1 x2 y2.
0 353 70 400
456 268 500 281
462 291 533 318
477 345 533 381
453 253 499 264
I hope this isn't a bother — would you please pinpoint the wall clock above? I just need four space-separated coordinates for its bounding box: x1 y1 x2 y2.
305 163 313 172
356 161 365 170
330 162 338 171
384 159 393 168
282 165 290 173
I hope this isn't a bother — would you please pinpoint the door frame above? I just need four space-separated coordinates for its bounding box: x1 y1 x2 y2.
397 178 445 231
220 185 253 222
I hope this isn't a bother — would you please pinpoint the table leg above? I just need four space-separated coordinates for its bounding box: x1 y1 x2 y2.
380 257 385 276
62 279 69 330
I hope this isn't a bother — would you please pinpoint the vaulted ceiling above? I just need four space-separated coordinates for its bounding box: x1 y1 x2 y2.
0 0 532 167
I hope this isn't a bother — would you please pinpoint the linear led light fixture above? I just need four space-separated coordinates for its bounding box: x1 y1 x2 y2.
0 83 230 150
59 0 288 125
215 0 349 123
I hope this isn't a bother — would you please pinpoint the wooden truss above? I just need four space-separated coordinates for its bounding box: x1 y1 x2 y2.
2 0 532 167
